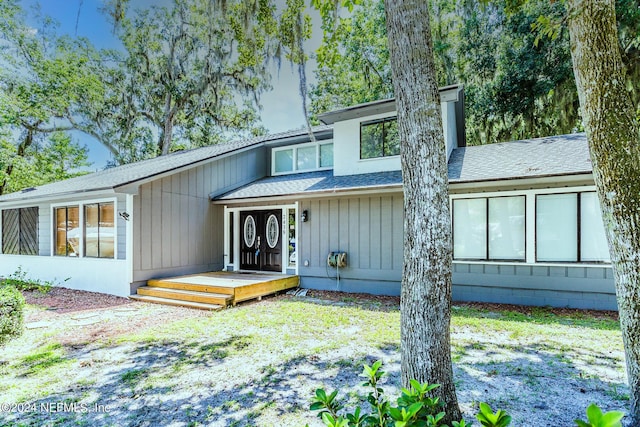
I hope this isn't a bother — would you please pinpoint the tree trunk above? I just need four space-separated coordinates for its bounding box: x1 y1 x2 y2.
566 0 640 423
384 0 461 423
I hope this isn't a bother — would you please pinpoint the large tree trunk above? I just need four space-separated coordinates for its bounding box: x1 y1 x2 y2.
384 0 461 423
566 0 640 424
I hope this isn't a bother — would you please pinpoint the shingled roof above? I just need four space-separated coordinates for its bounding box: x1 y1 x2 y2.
215 133 592 200
0 126 331 203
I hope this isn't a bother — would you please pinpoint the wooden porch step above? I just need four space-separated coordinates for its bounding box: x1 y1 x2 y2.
147 279 235 295
129 294 224 311
136 286 233 306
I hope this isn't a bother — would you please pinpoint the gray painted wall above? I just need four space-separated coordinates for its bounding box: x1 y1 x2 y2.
132 148 266 286
296 193 616 311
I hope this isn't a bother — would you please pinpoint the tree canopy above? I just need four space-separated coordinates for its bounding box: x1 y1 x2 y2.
310 0 640 145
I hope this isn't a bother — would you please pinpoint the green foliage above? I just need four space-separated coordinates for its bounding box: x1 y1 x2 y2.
310 0 640 145
0 285 25 346
309 360 463 427
0 267 53 293
475 402 511 427
574 403 624 427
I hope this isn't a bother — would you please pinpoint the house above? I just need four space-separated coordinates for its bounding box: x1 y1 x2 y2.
0 84 616 310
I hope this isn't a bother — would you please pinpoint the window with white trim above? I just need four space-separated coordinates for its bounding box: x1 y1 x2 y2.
536 192 610 262
360 117 400 159
453 196 526 261
271 142 334 175
54 201 116 259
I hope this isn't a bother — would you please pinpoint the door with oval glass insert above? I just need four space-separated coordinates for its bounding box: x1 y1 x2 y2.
239 209 282 272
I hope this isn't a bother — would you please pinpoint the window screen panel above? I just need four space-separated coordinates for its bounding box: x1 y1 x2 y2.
274 149 293 173
488 196 525 260
536 194 578 262
453 198 487 259
297 146 316 171
319 143 334 167
580 192 610 262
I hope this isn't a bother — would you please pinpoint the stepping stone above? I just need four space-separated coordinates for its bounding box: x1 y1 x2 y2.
71 313 99 320
74 318 102 326
25 321 53 329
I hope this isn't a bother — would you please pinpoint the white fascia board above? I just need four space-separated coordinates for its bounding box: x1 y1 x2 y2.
448 173 594 193
0 189 118 209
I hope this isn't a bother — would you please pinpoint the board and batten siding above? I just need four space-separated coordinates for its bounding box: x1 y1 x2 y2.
132 148 266 285
298 194 404 295
296 191 616 310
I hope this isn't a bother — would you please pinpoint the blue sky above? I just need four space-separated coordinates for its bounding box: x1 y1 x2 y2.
19 0 317 169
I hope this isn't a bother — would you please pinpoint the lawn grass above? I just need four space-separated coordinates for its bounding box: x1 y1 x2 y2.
0 296 627 427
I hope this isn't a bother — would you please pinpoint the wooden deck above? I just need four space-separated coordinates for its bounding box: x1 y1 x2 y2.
130 272 299 310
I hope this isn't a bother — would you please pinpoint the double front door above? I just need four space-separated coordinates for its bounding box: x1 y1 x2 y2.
239 209 282 272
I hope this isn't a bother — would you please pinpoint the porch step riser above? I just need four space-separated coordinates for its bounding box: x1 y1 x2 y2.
129 295 224 311
137 287 232 306
147 279 235 295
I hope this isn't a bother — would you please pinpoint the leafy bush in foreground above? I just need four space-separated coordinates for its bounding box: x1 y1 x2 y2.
308 361 625 427
0 285 25 346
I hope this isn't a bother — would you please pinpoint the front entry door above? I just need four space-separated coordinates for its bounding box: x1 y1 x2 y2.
239 210 282 272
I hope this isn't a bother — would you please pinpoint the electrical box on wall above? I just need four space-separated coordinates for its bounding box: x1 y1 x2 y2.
327 252 347 268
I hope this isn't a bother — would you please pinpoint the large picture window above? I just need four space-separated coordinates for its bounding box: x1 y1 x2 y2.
453 196 525 261
54 201 115 259
360 117 400 159
536 192 609 262
1 207 38 255
272 142 334 175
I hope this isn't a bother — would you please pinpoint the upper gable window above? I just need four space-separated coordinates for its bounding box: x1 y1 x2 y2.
360 117 400 159
272 142 334 175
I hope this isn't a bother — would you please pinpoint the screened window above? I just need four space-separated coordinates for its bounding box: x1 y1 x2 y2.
489 197 526 260
297 146 316 171
453 198 486 259
360 117 400 159
453 196 525 261
536 192 609 262
84 202 115 258
274 149 294 173
1 207 38 255
271 143 333 175
55 206 80 257
319 143 334 168
581 192 610 262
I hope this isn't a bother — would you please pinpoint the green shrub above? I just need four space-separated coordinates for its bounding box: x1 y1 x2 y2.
308 360 471 427
0 267 52 293
0 285 25 346
575 403 624 427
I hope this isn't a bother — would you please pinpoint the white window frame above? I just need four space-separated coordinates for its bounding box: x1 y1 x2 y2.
450 185 610 267
271 141 334 176
50 197 118 260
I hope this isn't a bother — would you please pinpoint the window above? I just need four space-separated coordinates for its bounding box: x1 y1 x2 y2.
360 117 400 159
453 196 525 261
55 206 80 256
54 201 116 259
536 192 609 262
274 149 293 174
1 207 38 255
84 202 115 258
271 142 333 175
